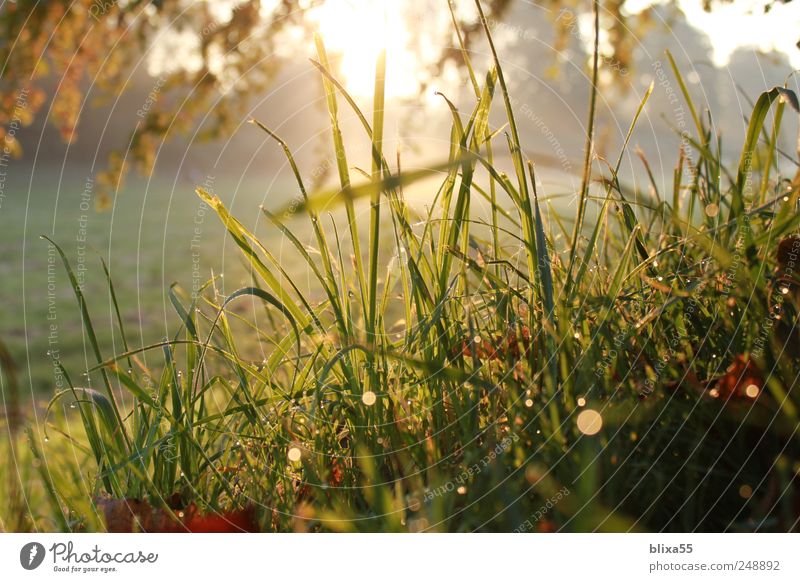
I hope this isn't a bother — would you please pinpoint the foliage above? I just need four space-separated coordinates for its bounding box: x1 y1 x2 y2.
4 0 800 532
0 0 513 209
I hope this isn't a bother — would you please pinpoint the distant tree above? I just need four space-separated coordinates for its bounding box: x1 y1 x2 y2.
1 1 307 208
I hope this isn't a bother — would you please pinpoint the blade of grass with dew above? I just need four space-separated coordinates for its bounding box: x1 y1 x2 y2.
473 1 541 303
565 0 601 294
735 87 799 224
195 188 309 327
665 50 705 143
248 118 346 329
572 81 654 300
528 162 561 415
41 237 131 455
279 158 474 216
314 35 368 326
100 257 132 370
367 49 386 343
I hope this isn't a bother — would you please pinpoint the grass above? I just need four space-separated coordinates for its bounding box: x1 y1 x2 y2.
0 169 280 395
3 0 800 532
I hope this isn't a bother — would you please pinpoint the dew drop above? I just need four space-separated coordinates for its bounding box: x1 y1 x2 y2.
576 409 603 436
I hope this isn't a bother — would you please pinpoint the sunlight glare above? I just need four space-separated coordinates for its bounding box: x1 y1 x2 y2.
309 0 419 98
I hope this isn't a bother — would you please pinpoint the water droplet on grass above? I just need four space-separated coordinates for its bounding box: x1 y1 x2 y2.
745 384 760 398
576 409 603 436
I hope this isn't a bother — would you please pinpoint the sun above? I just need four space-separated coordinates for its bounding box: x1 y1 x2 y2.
308 0 420 98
